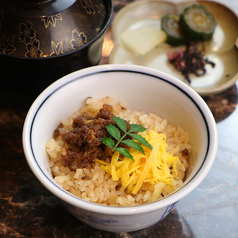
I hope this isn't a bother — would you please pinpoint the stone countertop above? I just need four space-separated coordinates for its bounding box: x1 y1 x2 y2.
1 0 238 237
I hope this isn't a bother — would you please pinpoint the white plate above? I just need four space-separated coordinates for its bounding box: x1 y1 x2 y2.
109 0 238 95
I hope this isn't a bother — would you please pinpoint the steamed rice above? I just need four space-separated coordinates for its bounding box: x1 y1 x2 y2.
46 97 191 206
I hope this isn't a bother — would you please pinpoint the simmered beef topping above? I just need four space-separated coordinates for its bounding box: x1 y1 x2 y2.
60 104 131 169
53 123 63 139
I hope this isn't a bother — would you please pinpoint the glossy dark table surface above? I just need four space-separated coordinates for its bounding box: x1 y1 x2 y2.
1 0 238 237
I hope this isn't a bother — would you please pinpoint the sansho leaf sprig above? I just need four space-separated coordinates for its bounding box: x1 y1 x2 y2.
101 116 153 160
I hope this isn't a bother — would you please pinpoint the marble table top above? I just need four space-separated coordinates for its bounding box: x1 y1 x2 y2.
0 0 238 237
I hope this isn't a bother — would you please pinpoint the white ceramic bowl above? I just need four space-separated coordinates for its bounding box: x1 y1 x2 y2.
22 64 218 233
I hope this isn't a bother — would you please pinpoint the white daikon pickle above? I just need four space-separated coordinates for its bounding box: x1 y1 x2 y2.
120 26 167 56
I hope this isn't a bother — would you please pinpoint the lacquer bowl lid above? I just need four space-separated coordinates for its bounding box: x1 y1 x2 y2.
0 0 113 58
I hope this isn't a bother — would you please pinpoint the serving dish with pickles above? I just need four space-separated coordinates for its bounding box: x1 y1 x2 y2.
109 0 238 95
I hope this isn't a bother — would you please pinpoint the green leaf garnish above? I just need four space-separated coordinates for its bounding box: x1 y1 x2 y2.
129 133 153 150
113 116 127 133
102 116 153 160
116 147 134 161
122 139 145 154
129 123 147 133
105 124 121 141
101 137 114 149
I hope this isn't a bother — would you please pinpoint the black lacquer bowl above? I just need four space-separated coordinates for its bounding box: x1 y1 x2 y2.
0 0 113 97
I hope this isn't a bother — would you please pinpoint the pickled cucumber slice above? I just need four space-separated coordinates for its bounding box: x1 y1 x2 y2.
120 26 167 56
179 4 217 41
161 14 187 46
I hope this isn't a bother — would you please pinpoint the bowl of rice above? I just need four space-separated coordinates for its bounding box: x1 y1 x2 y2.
22 64 218 232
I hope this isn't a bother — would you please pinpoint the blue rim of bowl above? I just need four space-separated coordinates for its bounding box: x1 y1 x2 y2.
26 66 213 212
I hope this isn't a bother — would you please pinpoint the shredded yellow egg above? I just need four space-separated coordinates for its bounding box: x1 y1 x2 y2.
96 129 181 195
